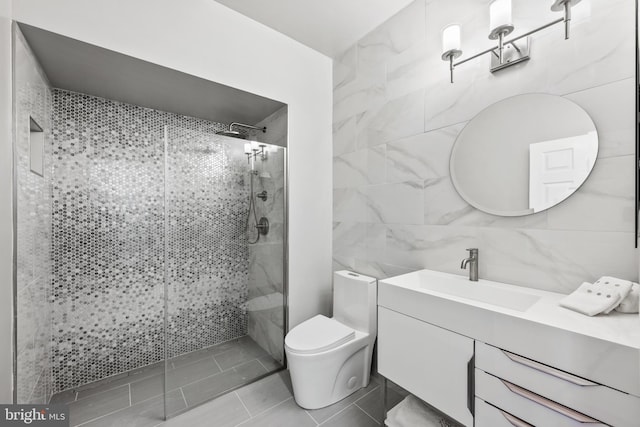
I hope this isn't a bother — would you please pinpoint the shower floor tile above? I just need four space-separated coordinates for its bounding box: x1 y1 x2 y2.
57 366 406 427
50 335 282 426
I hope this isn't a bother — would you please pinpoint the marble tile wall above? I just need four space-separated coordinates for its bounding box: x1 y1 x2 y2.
247 107 287 364
14 27 52 404
333 0 638 293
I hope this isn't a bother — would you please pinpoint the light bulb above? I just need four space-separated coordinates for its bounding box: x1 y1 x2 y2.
441 24 461 57
489 0 512 33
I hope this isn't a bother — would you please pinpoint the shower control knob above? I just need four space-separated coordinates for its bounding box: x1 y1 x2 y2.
255 217 269 236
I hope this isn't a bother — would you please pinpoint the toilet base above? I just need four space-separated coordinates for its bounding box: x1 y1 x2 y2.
286 333 374 410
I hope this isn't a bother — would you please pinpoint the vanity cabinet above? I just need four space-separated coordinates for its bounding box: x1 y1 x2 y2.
378 308 640 427
377 269 640 427
378 307 474 427
475 341 640 427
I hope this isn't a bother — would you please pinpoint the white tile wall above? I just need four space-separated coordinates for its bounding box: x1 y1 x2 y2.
332 0 638 293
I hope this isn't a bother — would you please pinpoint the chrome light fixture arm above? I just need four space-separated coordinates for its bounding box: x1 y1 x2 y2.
443 0 581 83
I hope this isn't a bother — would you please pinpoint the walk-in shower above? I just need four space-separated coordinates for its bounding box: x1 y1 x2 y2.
13 23 288 424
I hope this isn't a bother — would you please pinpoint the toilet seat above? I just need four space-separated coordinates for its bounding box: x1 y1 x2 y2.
285 315 355 354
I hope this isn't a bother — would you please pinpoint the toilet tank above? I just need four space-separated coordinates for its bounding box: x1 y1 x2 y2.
333 271 377 334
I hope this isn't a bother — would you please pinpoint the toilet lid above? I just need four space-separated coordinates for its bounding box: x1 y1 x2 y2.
285 315 355 354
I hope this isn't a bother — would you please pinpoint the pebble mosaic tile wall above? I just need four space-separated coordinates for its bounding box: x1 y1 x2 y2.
50 89 250 393
165 121 250 355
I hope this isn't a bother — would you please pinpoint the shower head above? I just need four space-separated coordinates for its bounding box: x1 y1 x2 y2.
215 130 247 139
216 122 267 140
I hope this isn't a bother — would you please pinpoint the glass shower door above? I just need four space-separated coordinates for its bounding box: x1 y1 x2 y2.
163 121 286 417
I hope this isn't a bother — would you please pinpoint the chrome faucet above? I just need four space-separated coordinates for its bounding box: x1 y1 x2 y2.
461 248 478 282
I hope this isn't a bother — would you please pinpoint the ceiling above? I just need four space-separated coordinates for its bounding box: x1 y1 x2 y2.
213 0 415 58
18 24 285 126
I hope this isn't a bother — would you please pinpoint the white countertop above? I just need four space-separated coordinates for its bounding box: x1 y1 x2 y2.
379 269 640 396
381 269 640 349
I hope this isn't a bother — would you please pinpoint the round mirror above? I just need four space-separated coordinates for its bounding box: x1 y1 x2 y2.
450 93 598 216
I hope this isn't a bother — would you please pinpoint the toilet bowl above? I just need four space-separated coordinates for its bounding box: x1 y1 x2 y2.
285 271 377 410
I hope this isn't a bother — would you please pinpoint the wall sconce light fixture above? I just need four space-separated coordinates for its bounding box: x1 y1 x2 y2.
441 0 582 83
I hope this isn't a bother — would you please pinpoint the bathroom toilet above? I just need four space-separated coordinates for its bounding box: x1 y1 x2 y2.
285 270 377 410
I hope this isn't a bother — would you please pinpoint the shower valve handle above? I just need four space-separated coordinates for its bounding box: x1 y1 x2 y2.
255 217 270 235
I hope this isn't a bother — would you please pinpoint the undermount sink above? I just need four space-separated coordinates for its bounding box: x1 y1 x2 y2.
384 269 541 312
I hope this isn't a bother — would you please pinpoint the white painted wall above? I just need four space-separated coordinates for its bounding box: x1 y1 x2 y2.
5 0 332 377
0 0 13 404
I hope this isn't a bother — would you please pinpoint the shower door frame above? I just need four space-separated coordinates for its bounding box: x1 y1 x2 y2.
11 20 18 405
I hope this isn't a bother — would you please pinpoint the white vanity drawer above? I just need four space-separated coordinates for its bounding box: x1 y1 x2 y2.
475 369 609 427
475 398 533 427
475 341 640 427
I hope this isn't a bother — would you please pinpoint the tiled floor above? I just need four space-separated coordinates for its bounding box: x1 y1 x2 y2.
49 336 282 426
160 371 407 427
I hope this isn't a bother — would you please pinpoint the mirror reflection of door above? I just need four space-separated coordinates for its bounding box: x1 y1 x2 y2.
528 131 597 212
450 93 599 217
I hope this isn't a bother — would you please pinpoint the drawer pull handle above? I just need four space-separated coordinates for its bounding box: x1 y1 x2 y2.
501 379 602 423
501 350 597 387
499 409 533 427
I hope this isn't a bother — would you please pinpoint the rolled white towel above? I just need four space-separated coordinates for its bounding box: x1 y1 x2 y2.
559 282 621 316
593 276 633 313
615 282 640 314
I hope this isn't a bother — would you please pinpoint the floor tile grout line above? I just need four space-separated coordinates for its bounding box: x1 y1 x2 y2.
212 355 223 373
354 402 381 425
307 409 322 425
98 383 174 416
304 409 320 426
64 362 166 399
235 396 294 426
308 386 382 426
179 387 188 408
169 342 246 371
353 384 381 405
75 379 190 427
167 361 238 392
310 383 381 423
69 366 169 404
74 400 136 427
255 357 268 372
70 383 130 404
316 400 356 426
234 391 253 419
248 393 294 418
